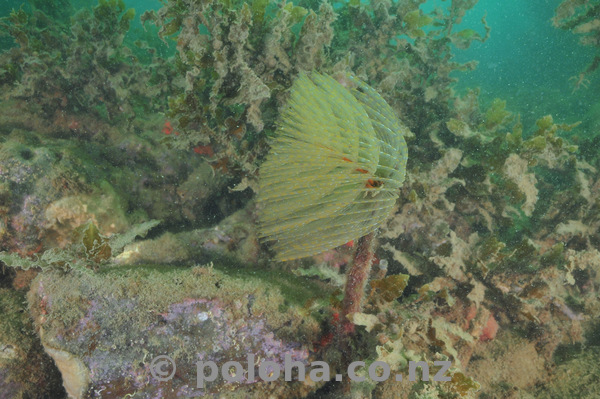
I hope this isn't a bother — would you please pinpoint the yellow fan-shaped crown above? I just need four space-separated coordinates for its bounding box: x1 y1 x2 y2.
257 72 409 261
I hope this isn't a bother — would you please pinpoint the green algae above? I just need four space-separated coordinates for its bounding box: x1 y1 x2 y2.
482 98 512 131
403 9 433 39
534 347 600 398
0 288 29 345
99 262 333 310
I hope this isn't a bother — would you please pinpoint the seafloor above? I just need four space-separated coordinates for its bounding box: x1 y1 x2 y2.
1 0 600 398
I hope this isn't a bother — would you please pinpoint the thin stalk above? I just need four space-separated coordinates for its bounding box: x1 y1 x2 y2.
339 231 376 335
336 231 377 396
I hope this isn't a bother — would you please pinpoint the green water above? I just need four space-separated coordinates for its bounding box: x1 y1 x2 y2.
450 0 598 131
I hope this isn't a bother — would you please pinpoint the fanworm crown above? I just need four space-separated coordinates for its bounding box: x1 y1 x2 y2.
257 72 409 260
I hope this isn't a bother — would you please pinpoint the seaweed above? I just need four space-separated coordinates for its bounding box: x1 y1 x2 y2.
144 0 489 183
0 220 159 272
0 0 177 126
553 0 600 90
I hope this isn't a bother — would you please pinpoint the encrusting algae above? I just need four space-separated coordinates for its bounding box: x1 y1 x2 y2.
257 72 409 261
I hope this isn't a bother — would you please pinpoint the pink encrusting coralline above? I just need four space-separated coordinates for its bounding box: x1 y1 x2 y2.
480 314 499 342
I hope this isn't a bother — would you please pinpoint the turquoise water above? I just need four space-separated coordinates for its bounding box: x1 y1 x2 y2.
450 0 597 130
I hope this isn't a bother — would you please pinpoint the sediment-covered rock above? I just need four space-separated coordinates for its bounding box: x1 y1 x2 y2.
28 265 327 398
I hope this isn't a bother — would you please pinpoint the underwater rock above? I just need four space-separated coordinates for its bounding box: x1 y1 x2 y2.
0 124 232 259
28 265 324 398
0 288 65 398
115 206 260 266
43 193 129 249
0 129 69 255
466 332 546 394
0 128 123 255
